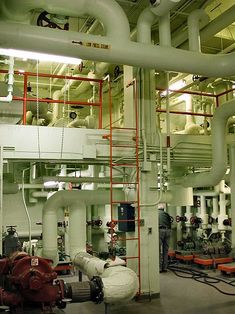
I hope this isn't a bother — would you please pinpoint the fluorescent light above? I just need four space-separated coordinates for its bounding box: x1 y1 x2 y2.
0 49 82 65
161 79 186 97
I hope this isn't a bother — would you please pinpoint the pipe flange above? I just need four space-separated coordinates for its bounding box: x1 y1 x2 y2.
90 276 104 304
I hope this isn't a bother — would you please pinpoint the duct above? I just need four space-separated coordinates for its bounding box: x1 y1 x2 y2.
42 190 124 263
180 98 235 188
1 22 235 77
0 56 14 102
173 5 235 49
187 9 209 52
0 0 130 41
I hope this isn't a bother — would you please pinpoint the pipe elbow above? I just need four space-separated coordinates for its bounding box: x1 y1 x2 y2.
102 266 139 303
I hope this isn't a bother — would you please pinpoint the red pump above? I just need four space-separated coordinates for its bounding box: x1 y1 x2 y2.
0 252 67 311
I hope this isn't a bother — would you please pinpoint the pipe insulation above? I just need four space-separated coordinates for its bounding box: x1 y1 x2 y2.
0 0 130 41
173 5 235 48
73 252 138 303
0 22 234 77
180 98 235 188
42 189 124 263
188 9 209 52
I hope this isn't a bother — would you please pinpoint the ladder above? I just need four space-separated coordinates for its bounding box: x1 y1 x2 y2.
105 77 141 295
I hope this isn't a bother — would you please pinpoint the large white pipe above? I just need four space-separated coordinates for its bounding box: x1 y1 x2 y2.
180 98 235 187
0 0 130 41
188 9 209 52
1 21 235 77
150 0 181 16
42 190 124 262
174 5 235 49
74 252 138 303
159 13 171 46
0 56 14 102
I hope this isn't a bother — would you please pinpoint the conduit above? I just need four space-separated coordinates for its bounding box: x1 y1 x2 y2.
0 2 235 76
180 98 235 188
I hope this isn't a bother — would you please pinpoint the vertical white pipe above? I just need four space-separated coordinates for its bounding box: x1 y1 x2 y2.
166 72 171 173
176 206 182 242
188 9 209 52
0 147 3 254
159 13 171 46
230 145 235 253
0 57 14 102
69 202 86 258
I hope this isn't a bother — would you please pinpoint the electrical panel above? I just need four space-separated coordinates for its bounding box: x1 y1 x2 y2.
118 203 135 232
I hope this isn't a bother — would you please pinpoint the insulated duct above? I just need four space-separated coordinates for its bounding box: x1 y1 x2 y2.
0 1 234 76
180 98 235 188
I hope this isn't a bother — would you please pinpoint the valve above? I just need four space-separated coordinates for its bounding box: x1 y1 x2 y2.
223 218 232 226
190 216 202 225
176 216 187 223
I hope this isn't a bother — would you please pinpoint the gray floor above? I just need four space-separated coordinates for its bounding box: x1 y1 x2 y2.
58 269 235 314
5 269 235 313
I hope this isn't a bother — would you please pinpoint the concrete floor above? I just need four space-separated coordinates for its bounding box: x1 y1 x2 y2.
3 270 235 313
58 269 235 314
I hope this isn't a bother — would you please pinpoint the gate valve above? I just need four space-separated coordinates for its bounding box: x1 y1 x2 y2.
223 218 232 226
91 220 103 227
190 216 202 225
106 221 117 229
176 216 187 223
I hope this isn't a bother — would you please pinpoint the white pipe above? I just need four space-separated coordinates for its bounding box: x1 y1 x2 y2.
101 266 138 303
188 9 209 52
173 5 235 48
180 98 235 187
200 195 208 229
150 0 181 16
159 13 171 46
74 252 138 303
137 7 157 44
22 168 32 254
0 56 14 102
1 21 235 76
42 190 124 262
0 0 130 41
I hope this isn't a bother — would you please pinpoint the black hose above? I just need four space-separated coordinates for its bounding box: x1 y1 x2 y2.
168 264 235 296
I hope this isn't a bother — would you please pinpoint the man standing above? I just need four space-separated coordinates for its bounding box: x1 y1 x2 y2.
158 204 171 273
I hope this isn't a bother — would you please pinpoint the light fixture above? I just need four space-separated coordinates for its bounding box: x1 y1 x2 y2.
161 79 186 97
0 48 82 65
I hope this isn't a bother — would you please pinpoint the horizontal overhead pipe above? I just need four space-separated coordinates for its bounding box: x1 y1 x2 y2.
0 21 235 77
179 98 235 188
